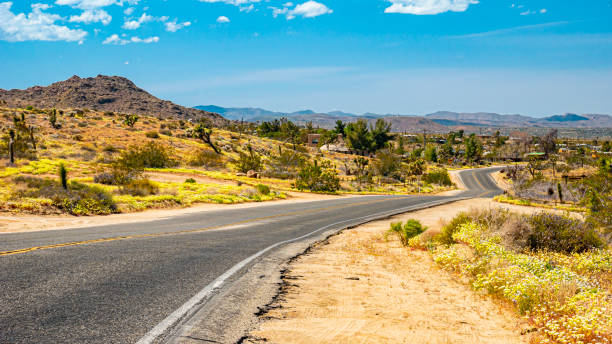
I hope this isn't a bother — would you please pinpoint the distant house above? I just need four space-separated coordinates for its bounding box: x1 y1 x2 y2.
307 134 321 147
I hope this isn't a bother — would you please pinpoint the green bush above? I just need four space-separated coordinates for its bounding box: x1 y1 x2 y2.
423 168 452 186
184 178 196 184
235 145 262 173
438 212 472 245
389 219 427 246
119 179 159 197
255 184 270 195
294 160 340 192
106 142 177 185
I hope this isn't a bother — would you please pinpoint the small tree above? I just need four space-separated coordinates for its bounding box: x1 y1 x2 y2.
344 119 373 154
295 160 340 192
557 182 564 204
353 157 370 187
527 157 544 180
59 163 68 190
464 134 483 163
334 120 346 137
123 114 139 128
424 145 438 163
193 121 221 154
49 109 58 129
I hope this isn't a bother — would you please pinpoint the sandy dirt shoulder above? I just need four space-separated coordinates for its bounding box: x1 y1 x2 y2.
247 198 568 344
0 192 355 234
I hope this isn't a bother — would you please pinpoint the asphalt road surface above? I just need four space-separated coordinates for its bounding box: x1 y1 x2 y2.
0 167 501 344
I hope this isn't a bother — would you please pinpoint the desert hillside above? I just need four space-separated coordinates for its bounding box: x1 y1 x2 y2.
0 75 226 125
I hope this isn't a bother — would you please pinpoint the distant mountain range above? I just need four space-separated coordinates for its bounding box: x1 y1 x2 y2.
1 75 609 132
0 75 225 124
195 105 612 131
195 105 449 133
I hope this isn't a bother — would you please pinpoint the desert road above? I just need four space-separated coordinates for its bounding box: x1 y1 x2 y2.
0 167 502 344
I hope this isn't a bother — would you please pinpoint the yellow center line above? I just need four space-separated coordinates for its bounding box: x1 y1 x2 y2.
1 196 412 257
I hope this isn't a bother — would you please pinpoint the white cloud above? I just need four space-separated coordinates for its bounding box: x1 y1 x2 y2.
165 19 191 32
290 1 331 18
384 0 478 15
239 4 254 12
124 7 134 15
216 15 230 23
0 2 88 43
271 1 332 20
55 0 119 10
103 33 159 44
540 8 547 14
69 9 112 25
198 0 261 6
122 12 153 29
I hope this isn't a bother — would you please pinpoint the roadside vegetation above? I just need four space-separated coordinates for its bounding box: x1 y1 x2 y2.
394 209 611 344
0 107 456 216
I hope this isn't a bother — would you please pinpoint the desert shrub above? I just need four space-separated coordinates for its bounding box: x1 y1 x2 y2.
106 142 176 184
188 149 224 168
235 145 262 173
389 219 427 246
373 148 401 179
526 213 604 253
264 148 304 179
255 184 270 195
94 172 115 185
294 160 340 192
78 122 88 128
11 176 116 215
119 179 159 196
145 131 160 139
441 209 604 254
159 129 172 136
422 168 453 186
438 212 473 245
120 142 177 169
184 178 196 184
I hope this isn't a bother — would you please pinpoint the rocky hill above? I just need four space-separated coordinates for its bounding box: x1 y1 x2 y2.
0 75 226 125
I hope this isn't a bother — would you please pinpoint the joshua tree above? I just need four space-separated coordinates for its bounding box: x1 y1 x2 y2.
123 114 139 128
557 182 564 204
8 129 15 165
49 109 58 129
59 163 68 190
193 121 221 154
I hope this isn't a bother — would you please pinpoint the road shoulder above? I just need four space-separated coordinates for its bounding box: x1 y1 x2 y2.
243 199 544 344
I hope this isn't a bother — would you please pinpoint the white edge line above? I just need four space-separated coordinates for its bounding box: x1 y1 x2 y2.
135 197 467 344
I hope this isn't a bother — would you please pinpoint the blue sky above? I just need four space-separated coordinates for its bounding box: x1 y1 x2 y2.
1 0 612 116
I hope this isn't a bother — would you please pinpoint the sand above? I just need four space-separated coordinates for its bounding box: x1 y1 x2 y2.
247 199 547 344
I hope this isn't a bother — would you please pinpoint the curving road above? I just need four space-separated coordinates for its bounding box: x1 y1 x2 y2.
0 167 501 344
